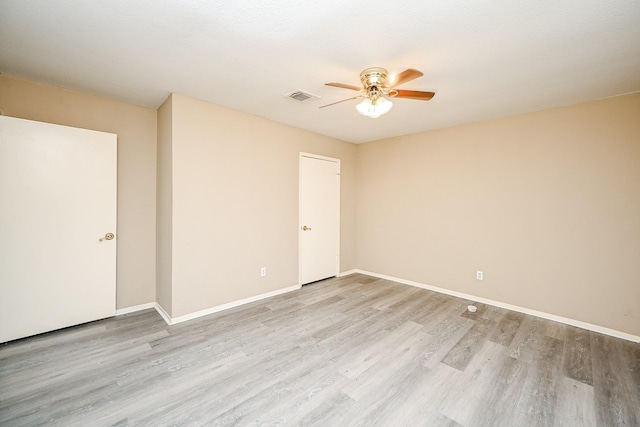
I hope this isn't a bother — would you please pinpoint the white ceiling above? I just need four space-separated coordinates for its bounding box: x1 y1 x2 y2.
1 1 639 143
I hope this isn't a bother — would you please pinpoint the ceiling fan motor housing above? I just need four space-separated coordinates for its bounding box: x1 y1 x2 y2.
360 67 388 89
360 67 388 101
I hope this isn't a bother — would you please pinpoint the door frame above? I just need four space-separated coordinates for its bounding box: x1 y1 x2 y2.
298 152 341 285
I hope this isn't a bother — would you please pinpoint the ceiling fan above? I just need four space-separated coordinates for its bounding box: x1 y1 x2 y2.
320 67 435 118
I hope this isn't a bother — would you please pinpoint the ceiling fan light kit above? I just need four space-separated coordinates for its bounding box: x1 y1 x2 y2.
321 67 435 118
356 97 393 118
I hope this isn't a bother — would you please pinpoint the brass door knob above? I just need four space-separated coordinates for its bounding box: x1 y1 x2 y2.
302 226 311 231
100 233 115 242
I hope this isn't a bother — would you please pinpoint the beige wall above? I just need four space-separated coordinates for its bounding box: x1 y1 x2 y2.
356 93 640 336
3 72 637 337
156 95 173 314
0 74 157 309
161 94 356 317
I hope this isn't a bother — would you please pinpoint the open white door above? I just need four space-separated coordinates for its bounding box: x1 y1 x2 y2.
0 116 117 343
299 153 340 285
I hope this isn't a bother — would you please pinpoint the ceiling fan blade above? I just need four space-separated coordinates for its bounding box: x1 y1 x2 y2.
319 95 363 108
384 69 424 88
325 82 362 91
393 90 435 101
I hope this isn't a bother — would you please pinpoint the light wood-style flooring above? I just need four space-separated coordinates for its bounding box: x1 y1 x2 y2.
1 274 639 426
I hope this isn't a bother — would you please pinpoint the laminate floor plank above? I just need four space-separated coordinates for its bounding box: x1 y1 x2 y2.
339 320 424 380
422 315 474 368
353 361 460 427
590 332 640 426
553 377 596 427
441 317 497 371
346 360 434 426
0 310 161 366
1 274 638 426
294 391 356 426
440 340 528 427
204 308 387 424
0 341 153 408
352 275 378 285
421 299 468 334
563 326 593 386
119 348 277 424
208 359 345 426
342 329 430 401
508 315 548 362
489 311 525 346
378 290 440 331
542 318 570 341
0 323 109 360
424 413 465 427
371 284 422 311
509 336 564 427
394 363 465 426
480 304 510 322
404 291 452 325
249 372 350 426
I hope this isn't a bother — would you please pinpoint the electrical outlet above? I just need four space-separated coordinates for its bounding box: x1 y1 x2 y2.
476 271 483 281
260 267 267 277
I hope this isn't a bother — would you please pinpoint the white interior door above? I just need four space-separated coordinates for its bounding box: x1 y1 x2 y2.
0 115 117 343
299 153 340 285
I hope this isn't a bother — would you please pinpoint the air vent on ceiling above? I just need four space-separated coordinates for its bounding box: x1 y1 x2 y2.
284 89 321 103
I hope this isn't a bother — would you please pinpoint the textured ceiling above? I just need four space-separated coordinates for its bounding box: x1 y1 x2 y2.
1 0 639 143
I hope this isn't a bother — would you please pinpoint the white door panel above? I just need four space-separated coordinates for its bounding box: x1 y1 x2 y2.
0 116 117 343
299 154 340 285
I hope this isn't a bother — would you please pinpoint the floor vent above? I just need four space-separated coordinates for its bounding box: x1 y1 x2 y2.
284 90 321 103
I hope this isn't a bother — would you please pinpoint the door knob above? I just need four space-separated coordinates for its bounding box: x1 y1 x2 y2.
100 233 115 242
302 226 311 231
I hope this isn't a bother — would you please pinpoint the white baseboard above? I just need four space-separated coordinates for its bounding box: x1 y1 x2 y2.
115 302 172 325
153 303 172 325
338 269 359 277
349 269 640 343
114 285 301 326
168 284 301 325
133 284 299 326
115 302 156 316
